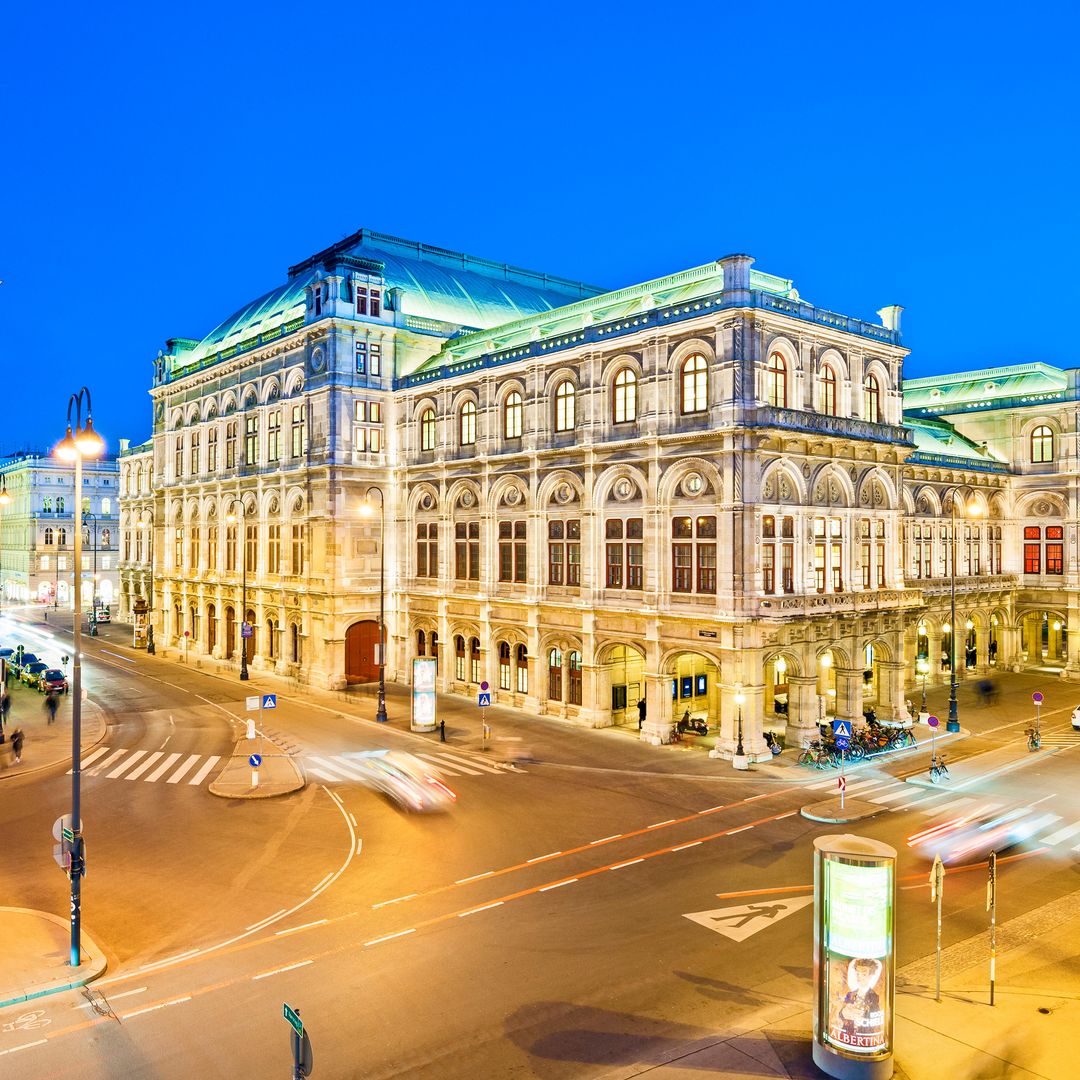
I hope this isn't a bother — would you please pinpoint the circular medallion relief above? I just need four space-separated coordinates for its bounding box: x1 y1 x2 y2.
682 472 704 496
310 347 325 374
420 493 434 512
460 491 475 508
614 478 636 501
554 483 574 504
504 488 522 506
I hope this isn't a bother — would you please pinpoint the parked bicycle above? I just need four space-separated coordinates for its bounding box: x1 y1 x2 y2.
929 753 949 783
1025 727 1041 752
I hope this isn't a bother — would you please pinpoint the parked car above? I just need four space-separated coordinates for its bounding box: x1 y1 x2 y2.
21 661 49 687
94 605 111 624
12 652 40 677
38 669 69 694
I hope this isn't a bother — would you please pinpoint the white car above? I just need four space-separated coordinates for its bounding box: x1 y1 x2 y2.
1072 705 1080 730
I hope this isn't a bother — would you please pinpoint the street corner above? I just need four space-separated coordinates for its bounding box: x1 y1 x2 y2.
799 796 883 824
208 739 306 799
0 907 107 1009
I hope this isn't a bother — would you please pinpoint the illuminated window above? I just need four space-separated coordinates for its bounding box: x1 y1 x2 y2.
291 406 307 458
516 644 528 694
267 410 281 463
554 381 576 432
548 647 562 701
420 408 436 451
568 650 582 705
820 364 837 415
863 373 881 423
459 401 477 446
1031 425 1054 463
499 641 512 690
244 416 258 466
504 392 523 439
766 352 787 408
680 354 707 414
613 368 637 423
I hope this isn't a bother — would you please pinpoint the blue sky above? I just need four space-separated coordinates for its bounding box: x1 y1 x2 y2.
1 0 1077 450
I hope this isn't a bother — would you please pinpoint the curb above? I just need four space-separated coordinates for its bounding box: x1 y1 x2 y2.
208 736 305 799
799 796 883 823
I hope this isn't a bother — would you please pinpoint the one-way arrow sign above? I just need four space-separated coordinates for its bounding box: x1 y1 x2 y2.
683 896 814 942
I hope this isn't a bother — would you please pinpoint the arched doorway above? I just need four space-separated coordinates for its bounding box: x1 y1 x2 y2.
668 651 721 728
207 603 217 653
345 620 380 683
1021 610 1067 667
599 643 645 725
224 605 235 660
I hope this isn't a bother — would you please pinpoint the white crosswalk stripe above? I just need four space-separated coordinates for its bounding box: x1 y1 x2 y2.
308 751 515 785
1039 821 1080 847
417 753 483 776
69 748 221 787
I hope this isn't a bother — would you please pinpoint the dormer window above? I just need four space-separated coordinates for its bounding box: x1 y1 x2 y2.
313 286 323 317
356 285 382 318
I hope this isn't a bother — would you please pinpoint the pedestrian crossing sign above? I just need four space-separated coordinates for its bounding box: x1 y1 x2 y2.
832 719 852 739
262 694 277 709
478 692 491 707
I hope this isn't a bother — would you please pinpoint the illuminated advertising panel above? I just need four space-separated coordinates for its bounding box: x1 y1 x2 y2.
411 658 437 732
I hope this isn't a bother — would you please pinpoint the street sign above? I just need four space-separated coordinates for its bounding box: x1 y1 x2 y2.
1032 692 1044 704
831 719 852 739
241 621 253 639
838 776 847 794
929 854 944 902
480 681 489 691
478 692 491 707
184 630 190 638
927 715 940 728
834 735 851 750
62 827 74 843
283 1002 303 1037
246 695 260 711
249 753 262 768
262 694 277 709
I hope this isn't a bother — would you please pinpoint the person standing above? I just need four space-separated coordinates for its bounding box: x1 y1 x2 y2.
637 697 647 730
11 728 24 765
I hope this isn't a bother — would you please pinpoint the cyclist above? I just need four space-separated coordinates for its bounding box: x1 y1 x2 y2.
929 752 949 783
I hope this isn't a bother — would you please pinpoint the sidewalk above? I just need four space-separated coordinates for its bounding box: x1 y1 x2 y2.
0 909 107 1008
0 683 106 784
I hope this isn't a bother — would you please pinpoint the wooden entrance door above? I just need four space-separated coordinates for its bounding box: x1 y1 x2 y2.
345 620 380 683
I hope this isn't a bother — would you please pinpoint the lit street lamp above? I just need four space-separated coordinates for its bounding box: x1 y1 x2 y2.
226 499 249 681
360 488 387 723
54 386 105 967
734 689 745 757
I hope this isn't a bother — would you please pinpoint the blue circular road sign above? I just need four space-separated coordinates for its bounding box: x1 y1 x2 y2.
249 753 262 767
927 715 940 728
1032 692 1044 703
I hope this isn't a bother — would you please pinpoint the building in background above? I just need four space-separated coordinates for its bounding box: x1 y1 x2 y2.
117 439 154 623
120 227 1080 756
0 451 120 612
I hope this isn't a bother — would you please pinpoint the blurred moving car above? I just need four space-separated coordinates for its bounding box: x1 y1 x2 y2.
351 750 457 812
907 799 1059 864
38 669 69 693
94 605 111 623
1071 704 1080 730
21 661 49 687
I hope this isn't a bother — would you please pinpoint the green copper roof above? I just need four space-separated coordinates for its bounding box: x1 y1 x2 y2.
904 362 1069 413
171 230 607 368
904 415 1005 466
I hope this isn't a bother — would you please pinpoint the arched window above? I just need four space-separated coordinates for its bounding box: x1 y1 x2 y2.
1031 425 1055 463
554 381 576 432
266 618 276 659
417 629 426 656
470 636 481 683
504 391 523 439
680 354 708 414
568 650 582 705
101 497 112 514
548 647 563 701
863 373 881 423
499 641 512 690
613 369 637 424
454 634 466 681
459 401 477 446
291 623 302 664
44 527 53 545
57 497 65 514
766 353 787 408
430 630 439 671
57 528 67 546
420 408 436 451
516 644 528 693
820 365 837 416
189 603 198 642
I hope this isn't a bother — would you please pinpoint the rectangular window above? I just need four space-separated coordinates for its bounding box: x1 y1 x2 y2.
672 543 693 592
291 523 304 574
814 542 826 593
456 522 480 581
208 428 218 471
1046 544 1064 574
417 524 429 578
174 436 184 478
366 427 382 453
606 543 622 588
189 526 199 569
40 555 49 571
268 524 281 574
1024 526 1041 540
370 344 382 376
355 342 367 374
267 411 281 463
498 521 527 583
291 405 307 458
190 431 200 475
226 423 237 469
1024 543 1041 574
877 542 886 587
763 515 775 539
356 285 382 317
861 541 871 588
548 522 564 585
225 523 237 572
567 521 581 586
762 544 775 593
831 542 843 591
781 544 794 593
697 543 717 593
174 527 183 569
245 524 257 574
627 540 643 589
244 416 258 466
208 527 218 571
455 639 466 682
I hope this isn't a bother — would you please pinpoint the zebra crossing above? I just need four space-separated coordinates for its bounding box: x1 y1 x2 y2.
69 747 222 787
304 750 513 784
803 772 1080 852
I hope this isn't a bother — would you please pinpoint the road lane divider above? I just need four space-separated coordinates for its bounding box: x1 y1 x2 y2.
122 996 191 1020
275 919 328 937
252 960 313 980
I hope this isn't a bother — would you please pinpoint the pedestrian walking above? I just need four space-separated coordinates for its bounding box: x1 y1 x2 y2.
11 728 24 764
44 692 59 725
1 691 10 726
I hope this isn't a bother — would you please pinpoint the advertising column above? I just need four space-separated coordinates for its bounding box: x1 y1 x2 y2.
411 657 437 733
813 835 896 1080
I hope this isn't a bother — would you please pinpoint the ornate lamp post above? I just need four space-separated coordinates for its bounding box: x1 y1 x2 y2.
734 689 745 757
226 499 249 681
360 487 387 723
917 657 930 714
54 387 105 968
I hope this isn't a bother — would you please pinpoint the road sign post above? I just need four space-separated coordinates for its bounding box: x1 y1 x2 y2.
283 1003 312 1078
927 713 939 764
478 681 491 750
831 720 851 809
1031 691 1043 750
987 850 998 1006
929 854 945 1002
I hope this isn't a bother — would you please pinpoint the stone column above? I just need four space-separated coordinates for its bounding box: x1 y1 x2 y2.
785 674 820 746
1002 625 1023 672
835 667 864 728
640 669 672 745
879 661 908 723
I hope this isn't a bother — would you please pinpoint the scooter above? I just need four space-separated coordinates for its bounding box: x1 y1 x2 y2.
677 715 709 736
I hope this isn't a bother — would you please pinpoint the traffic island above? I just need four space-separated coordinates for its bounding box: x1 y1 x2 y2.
209 737 305 799
0 907 107 1007
799 796 883 824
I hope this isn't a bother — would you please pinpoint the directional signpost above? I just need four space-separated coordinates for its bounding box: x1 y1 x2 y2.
832 719 852 809
283 1003 312 1078
1031 691 1043 750
927 713 940 767
245 695 276 788
479 681 491 750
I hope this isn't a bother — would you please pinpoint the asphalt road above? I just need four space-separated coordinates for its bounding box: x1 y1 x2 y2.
2 608 1079 1079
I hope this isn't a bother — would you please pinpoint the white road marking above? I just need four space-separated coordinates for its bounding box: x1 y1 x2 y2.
87 748 127 775
122 996 191 1020
187 755 221 785
417 753 481 776
312 873 333 893
1039 821 1080 846
540 878 577 891
275 919 328 936
355 838 363 855
610 858 644 870
107 750 148 779
0 1040 47 1056
252 960 313 980
307 756 365 780
917 796 975 816
348 813 358 827
590 834 622 844
137 950 199 972
459 902 504 917
698 805 725 814
528 852 562 862
166 754 200 783
455 871 494 884
775 811 798 820
372 894 418 909
648 819 676 829
364 929 416 946
124 751 164 780
145 752 182 781
672 841 703 851
72 746 111 771
305 764 342 782
245 909 286 931
101 649 136 663
727 825 753 835
433 752 503 774
868 786 911 804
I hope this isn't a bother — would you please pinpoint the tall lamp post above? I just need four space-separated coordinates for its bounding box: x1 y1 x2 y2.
360 487 387 723
54 387 105 968
0 478 10 616
226 499 249 681
947 495 983 733
917 657 930 714
734 689 745 757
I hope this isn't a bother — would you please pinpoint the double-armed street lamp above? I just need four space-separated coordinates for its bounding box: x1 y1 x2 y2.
54 387 105 967
359 487 387 723
226 499 250 681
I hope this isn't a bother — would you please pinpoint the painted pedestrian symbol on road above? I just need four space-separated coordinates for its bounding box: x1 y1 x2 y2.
683 895 814 942
262 694 277 709
478 692 491 707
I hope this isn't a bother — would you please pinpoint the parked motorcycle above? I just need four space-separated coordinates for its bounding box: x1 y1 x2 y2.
676 714 709 736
